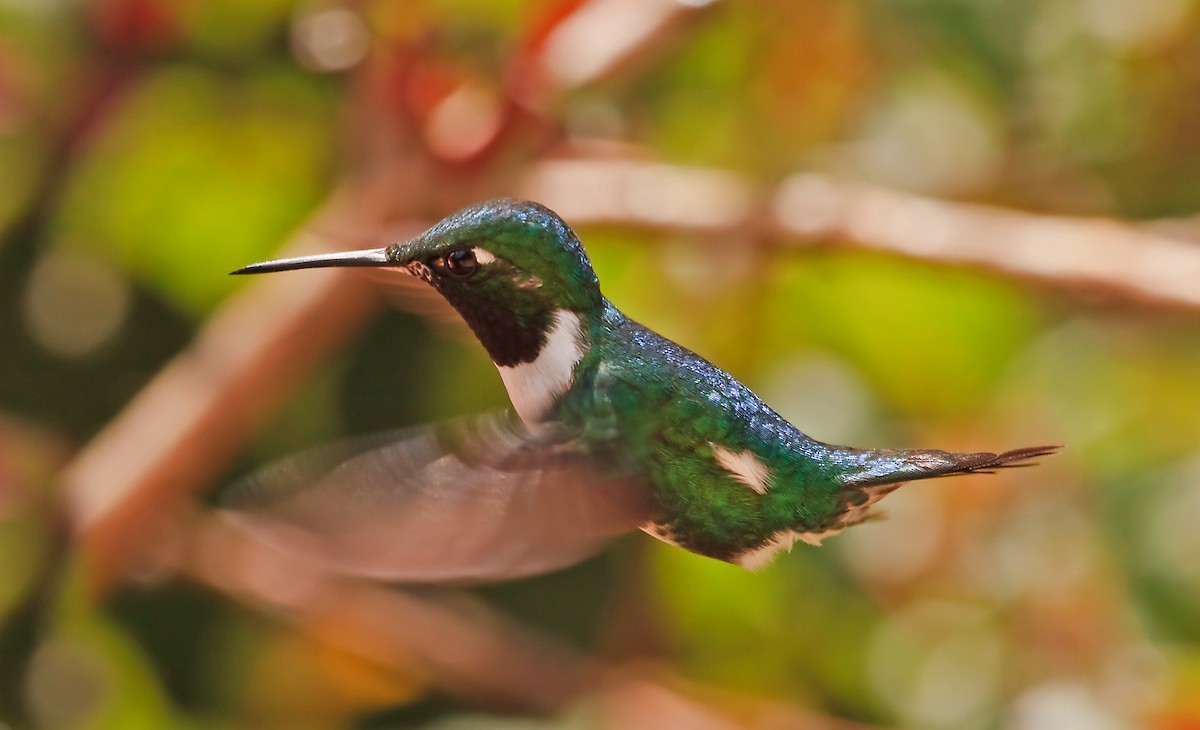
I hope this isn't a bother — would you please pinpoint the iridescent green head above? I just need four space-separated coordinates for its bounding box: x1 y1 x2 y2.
233 199 603 367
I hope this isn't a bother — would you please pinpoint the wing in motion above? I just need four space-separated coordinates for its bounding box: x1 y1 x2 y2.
221 412 653 583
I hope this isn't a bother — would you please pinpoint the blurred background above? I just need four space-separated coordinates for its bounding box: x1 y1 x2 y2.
3 0 1200 728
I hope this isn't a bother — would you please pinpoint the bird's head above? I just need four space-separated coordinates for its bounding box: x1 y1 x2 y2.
234 200 604 407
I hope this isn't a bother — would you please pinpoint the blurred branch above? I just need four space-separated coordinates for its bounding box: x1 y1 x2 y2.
523 157 1200 312
521 156 756 232
61 184 401 597
1141 214 1200 245
771 175 1200 310
178 514 599 712
176 514 879 724
529 0 716 92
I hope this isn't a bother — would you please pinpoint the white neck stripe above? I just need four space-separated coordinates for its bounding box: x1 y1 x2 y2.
496 309 583 424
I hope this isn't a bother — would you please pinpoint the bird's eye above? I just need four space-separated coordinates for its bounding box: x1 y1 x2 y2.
444 248 478 278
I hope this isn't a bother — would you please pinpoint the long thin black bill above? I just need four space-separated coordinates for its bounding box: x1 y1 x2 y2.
231 247 394 275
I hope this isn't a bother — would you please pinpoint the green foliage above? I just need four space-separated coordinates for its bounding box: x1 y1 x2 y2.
53 65 336 317
0 128 46 237
650 543 883 716
762 251 1039 417
26 570 176 730
183 0 299 61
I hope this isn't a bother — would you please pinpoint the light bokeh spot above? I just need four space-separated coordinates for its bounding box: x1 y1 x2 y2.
22 249 130 358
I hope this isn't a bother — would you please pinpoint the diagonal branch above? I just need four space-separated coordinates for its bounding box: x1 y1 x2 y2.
61 184 400 596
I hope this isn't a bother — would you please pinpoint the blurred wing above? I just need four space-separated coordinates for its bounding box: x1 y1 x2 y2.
221 412 653 583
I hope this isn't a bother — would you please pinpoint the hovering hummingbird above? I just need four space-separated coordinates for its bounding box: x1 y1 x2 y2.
228 199 1057 582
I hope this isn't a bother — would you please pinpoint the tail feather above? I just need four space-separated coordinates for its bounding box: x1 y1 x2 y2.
789 444 1060 548
790 445 1060 547
812 444 1062 539
935 444 1062 475
842 444 1062 488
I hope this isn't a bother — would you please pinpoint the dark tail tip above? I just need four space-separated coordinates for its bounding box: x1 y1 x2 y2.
960 444 1063 473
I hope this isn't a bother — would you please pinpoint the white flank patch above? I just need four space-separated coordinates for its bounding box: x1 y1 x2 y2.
711 444 771 494
735 532 799 571
795 530 831 546
736 526 851 570
497 309 583 424
470 247 497 265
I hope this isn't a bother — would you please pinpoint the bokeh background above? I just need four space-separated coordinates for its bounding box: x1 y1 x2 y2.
4 0 1200 728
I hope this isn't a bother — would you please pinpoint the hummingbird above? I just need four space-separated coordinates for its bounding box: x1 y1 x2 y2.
227 199 1057 582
